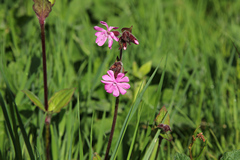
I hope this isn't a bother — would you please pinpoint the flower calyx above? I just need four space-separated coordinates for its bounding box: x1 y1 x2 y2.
119 26 139 50
109 57 128 78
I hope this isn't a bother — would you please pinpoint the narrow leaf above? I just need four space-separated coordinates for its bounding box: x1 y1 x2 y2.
48 88 75 113
22 90 45 112
13 93 35 159
142 130 160 160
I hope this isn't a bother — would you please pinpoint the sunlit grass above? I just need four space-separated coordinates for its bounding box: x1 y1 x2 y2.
0 0 240 159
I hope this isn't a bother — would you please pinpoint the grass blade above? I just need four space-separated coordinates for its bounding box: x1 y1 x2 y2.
142 130 160 160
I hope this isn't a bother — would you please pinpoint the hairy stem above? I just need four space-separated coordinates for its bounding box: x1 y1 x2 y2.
119 49 123 62
45 116 51 160
40 20 49 112
40 19 50 160
104 96 119 160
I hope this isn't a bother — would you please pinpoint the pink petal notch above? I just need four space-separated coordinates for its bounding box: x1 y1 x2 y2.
94 21 120 49
101 70 130 97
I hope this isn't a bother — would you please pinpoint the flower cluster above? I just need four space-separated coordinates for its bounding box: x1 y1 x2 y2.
94 21 139 50
94 21 139 97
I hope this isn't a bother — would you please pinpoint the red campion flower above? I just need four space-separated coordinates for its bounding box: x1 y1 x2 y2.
118 26 139 50
94 21 120 49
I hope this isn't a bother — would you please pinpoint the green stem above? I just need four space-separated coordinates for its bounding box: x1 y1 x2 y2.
155 136 163 160
104 96 119 160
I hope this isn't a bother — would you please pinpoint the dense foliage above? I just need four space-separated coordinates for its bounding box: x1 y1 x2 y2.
0 0 239 159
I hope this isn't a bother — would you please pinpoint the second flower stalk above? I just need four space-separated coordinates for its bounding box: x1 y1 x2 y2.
94 21 139 159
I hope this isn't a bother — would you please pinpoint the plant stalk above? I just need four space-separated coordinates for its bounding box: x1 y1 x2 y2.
40 20 49 112
40 19 50 160
104 96 119 160
119 49 123 61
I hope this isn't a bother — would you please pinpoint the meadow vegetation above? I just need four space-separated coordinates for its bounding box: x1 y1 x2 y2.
0 0 240 159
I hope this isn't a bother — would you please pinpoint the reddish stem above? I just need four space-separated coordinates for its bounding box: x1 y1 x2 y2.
39 19 50 160
40 20 49 111
119 49 123 61
104 96 119 160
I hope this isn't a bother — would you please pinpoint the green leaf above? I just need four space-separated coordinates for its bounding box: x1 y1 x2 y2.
33 0 52 21
160 133 173 141
139 61 152 77
174 153 191 160
132 61 152 79
48 88 75 113
93 152 102 160
143 130 160 160
220 150 240 160
132 61 139 78
22 90 45 112
154 106 170 126
48 0 55 6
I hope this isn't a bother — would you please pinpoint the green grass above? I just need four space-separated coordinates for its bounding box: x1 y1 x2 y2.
0 0 240 159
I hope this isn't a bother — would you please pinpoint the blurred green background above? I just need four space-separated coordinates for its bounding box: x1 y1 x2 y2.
0 0 240 159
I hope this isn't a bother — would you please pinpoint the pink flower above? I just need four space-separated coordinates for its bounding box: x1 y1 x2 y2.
101 70 130 97
94 21 120 49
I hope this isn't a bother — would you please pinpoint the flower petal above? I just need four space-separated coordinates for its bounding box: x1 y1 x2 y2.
105 84 114 93
112 85 120 97
118 87 127 95
134 39 139 45
123 42 127 50
108 38 113 49
100 21 109 29
96 35 107 46
108 26 119 31
95 31 105 37
116 73 125 80
94 26 106 32
117 83 130 90
101 80 112 85
110 32 119 42
107 70 115 80
129 34 139 45
117 76 129 83
102 75 112 82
